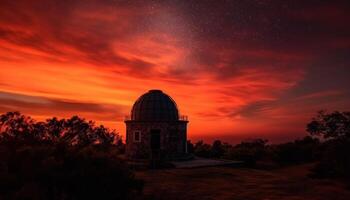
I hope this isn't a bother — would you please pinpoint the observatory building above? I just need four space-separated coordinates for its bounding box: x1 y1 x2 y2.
125 89 188 160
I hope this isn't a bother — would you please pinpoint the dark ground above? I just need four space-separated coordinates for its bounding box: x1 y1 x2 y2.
136 164 350 200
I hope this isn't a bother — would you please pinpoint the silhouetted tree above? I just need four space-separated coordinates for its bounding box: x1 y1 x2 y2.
211 140 224 157
194 140 212 158
0 111 36 142
45 117 66 143
0 112 121 147
226 139 268 167
307 111 350 181
272 136 320 164
0 143 143 199
307 110 350 140
0 112 142 199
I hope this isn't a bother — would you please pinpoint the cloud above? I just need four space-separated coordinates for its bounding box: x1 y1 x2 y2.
0 91 127 122
226 100 275 119
0 0 350 142
1 0 347 82
0 0 159 76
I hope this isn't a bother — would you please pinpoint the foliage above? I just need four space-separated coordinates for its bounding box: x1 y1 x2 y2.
0 144 143 200
192 139 268 167
194 140 212 158
0 112 141 199
307 110 350 140
309 139 350 179
193 140 232 158
307 111 350 180
271 136 320 164
192 137 320 168
211 140 225 158
0 111 121 147
189 110 349 183
225 139 268 167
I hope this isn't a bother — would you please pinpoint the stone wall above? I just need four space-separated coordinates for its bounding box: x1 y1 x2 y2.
125 121 188 160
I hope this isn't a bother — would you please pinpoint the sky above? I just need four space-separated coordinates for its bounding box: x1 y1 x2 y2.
0 0 350 143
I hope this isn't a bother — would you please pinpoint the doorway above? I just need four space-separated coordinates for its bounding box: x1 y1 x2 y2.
150 129 161 168
150 129 161 150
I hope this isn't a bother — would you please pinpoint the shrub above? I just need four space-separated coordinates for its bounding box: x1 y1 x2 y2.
307 111 350 181
0 144 143 200
194 140 212 158
0 112 142 199
0 112 121 147
272 136 320 164
225 139 268 167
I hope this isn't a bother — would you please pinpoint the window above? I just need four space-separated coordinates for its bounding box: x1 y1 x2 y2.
134 131 141 142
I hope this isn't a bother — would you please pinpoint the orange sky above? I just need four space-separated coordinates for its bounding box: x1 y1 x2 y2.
1 0 350 143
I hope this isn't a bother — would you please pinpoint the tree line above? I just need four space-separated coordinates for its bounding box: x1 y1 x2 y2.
0 111 141 200
0 111 121 147
0 110 349 199
188 111 350 181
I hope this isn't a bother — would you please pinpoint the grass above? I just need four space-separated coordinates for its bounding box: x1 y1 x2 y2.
136 163 350 200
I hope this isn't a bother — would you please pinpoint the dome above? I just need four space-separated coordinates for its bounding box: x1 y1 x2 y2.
130 90 179 121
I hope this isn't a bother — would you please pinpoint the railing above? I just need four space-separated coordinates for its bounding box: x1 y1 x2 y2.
124 115 131 121
124 115 188 121
179 115 188 121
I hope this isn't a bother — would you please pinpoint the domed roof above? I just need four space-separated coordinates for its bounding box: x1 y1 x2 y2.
131 90 179 121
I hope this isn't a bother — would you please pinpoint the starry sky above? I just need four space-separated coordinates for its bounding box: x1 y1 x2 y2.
1 0 350 143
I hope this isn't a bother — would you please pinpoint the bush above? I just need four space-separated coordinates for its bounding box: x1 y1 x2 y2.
0 144 143 200
272 136 320 164
225 139 267 167
306 111 350 181
0 112 121 147
310 138 350 180
194 140 212 158
0 112 143 199
211 140 225 158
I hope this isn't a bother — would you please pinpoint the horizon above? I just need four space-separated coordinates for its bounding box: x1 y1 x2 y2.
1 0 350 143
0 110 307 144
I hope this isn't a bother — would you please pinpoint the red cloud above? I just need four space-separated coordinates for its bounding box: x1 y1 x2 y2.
1 0 350 143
